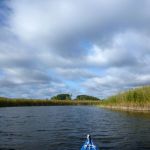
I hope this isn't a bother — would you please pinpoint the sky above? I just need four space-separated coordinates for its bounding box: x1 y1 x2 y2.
0 0 150 99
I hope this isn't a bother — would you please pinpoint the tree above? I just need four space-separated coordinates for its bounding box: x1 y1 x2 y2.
51 94 71 100
76 95 100 101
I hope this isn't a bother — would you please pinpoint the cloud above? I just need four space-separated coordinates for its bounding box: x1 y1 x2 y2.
0 0 150 98
86 31 150 67
55 68 96 80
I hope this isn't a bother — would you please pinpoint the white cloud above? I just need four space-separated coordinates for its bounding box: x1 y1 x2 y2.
86 31 150 67
0 0 150 98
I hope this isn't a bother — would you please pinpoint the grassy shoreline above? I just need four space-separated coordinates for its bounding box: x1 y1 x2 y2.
100 86 150 112
99 105 150 112
0 98 101 107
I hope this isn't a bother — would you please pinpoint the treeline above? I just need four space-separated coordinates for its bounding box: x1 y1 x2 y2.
51 94 100 101
76 95 100 101
51 94 71 100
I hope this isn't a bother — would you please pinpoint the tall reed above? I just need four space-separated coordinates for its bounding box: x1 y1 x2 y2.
102 86 150 109
0 97 101 107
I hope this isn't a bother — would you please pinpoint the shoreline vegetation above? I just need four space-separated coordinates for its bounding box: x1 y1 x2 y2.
0 86 150 112
0 94 101 107
0 98 101 107
101 86 150 112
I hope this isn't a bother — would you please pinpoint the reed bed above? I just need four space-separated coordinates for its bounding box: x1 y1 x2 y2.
101 86 150 111
0 97 101 107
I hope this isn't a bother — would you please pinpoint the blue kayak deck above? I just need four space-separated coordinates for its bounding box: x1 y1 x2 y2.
81 140 99 150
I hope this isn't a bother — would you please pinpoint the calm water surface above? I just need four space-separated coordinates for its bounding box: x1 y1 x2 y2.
0 106 150 150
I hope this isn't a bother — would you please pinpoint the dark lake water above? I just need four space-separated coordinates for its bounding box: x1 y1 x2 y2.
0 106 150 150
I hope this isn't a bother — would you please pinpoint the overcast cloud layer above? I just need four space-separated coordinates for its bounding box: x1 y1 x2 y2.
0 0 150 98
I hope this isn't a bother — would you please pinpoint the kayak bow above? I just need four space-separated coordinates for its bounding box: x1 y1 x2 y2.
81 134 99 150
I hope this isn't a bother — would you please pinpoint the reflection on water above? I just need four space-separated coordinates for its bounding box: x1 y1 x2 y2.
112 109 150 119
0 106 150 150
